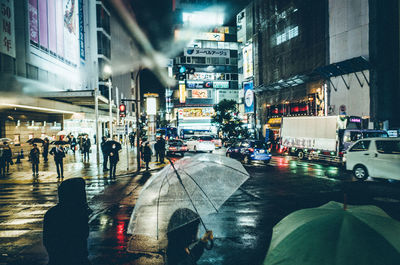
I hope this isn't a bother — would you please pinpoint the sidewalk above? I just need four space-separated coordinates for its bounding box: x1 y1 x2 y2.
0 146 165 185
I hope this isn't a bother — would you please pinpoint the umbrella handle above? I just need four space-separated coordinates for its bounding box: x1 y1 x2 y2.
204 239 214 250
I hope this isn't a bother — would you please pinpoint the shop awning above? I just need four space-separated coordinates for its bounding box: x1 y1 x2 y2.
314 56 370 78
39 90 112 111
255 75 310 92
314 56 370 90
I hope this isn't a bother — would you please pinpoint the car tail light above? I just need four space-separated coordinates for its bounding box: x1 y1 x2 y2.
169 147 176 150
248 148 254 152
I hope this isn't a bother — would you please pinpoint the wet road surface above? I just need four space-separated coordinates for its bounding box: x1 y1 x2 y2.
1 150 400 264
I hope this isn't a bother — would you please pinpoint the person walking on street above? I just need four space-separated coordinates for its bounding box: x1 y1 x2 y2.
0 145 5 177
3 142 12 174
142 142 152 171
82 135 91 162
43 178 91 265
30 144 40 176
154 137 160 162
159 136 166 164
70 135 77 154
43 138 49 162
50 144 65 179
108 144 120 179
101 136 109 171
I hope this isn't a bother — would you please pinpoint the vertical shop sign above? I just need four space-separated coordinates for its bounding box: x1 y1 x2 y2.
0 0 15 57
179 82 186 103
38 0 48 48
28 0 38 44
78 0 85 60
244 81 254 113
48 0 56 53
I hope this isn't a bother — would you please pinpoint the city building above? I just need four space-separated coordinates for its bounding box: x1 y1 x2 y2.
171 0 239 136
237 0 400 139
0 0 136 152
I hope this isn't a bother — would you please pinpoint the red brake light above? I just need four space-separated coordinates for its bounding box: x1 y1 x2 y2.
248 148 254 152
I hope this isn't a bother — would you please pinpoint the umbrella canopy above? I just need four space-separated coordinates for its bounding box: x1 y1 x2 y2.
27 138 45 144
264 201 400 265
127 153 249 252
78 133 88 137
56 131 68 136
0 138 13 144
103 140 122 152
51 140 69 145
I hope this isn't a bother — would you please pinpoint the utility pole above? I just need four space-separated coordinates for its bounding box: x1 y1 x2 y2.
135 69 141 171
94 88 100 165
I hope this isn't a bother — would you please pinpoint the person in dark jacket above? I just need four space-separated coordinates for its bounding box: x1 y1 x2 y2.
82 135 91 162
100 136 108 171
49 144 65 179
3 142 12 174
70 135 77 154
30 144 40 176
43 138 50 162
154 138 160 162
0 146 6 177
43 177 91 265
108 143 120 179
167 208 213 265
159 136 166 163
142 142 152 170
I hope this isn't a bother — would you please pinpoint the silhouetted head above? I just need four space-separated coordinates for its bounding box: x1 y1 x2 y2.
167 208 200 264
58 178 87 207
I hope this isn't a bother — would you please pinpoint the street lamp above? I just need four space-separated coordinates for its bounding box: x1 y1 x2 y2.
103 65 113 138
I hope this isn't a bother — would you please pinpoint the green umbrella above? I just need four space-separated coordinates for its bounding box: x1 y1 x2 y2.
264 201 400 265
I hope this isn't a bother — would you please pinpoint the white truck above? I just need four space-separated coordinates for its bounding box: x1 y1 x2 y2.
280 116 388 163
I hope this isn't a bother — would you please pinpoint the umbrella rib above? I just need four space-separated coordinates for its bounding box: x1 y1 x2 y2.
167 158 208 231
180 168 219 213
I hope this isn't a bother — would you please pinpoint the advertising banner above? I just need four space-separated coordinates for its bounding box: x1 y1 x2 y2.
213 81 229 88
184 48 229 58
243 44 253 79
179 82 186 103
63 0 79 64
55 0 64 57
48 0 57 53
191 89 208 99
0 0 15 57
187 81 204 89
196 32 225 41
38 0 48 48
78 0 85 60
244 81 254 113
28 0 38 44
181 108 214 120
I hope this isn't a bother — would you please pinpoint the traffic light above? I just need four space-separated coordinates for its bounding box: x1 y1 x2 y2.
119 103 126 117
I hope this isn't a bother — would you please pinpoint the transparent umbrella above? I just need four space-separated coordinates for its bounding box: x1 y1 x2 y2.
126 153 249 253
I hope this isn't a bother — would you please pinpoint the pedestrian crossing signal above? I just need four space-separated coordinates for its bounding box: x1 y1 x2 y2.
119 104 126 117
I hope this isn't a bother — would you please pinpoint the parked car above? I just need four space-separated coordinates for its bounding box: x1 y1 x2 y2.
166 139 188 157
185 135 215 153
227 140 272 164
345 137 400 181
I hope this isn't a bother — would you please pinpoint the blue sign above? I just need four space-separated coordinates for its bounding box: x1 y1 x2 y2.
79 0 85 61
244 81 254 113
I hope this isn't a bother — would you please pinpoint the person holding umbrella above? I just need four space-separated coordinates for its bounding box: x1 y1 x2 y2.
70 135 77 155
50 143 65 179
29 144 40 177
2 142 13 174
0 144 5 177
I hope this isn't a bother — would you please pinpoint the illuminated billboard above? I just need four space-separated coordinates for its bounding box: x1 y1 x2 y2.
243 44 253 79
191 89 208 99
181 108 215 120
179 82 186 103
146 97 157 115
184 48 229 58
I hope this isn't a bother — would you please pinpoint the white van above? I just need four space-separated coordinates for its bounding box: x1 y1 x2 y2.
345 138 400 180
